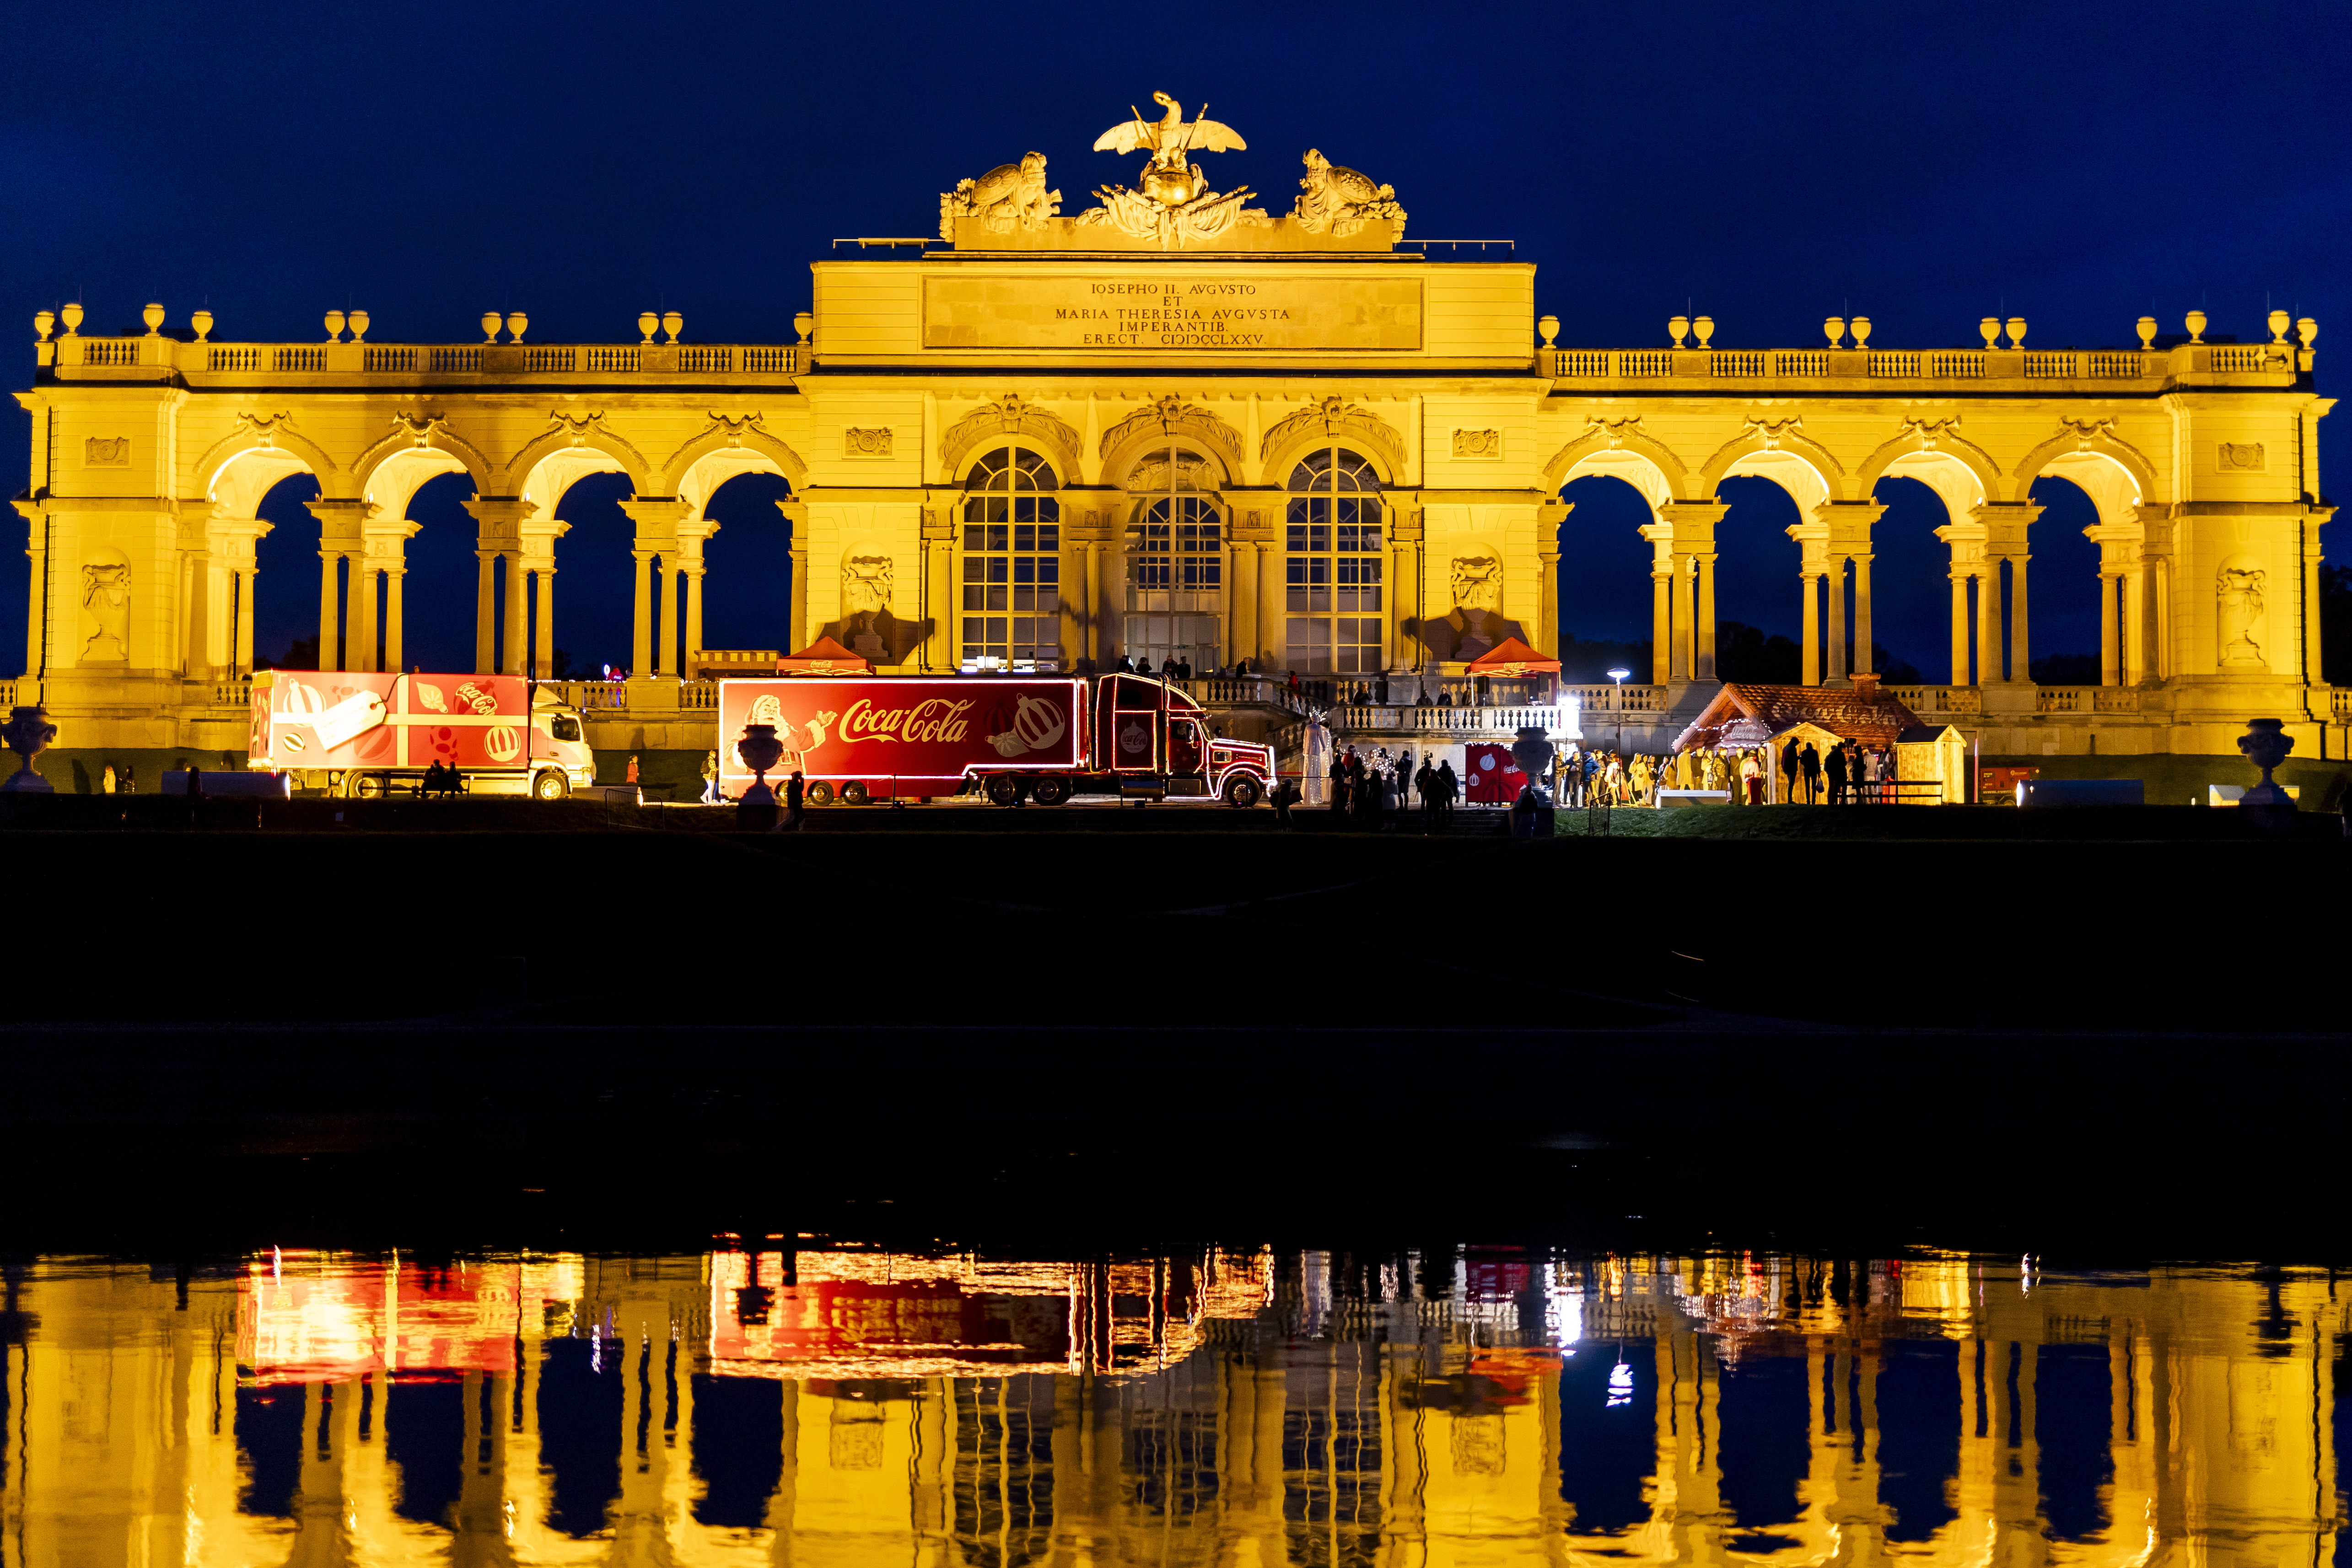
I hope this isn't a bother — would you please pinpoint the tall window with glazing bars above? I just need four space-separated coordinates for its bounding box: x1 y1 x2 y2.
1125 447 1222 673
1284 447 1383 673
961 447 1060 669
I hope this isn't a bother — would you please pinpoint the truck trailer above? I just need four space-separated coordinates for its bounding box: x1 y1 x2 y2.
248 671 597 798
716 672 1272 806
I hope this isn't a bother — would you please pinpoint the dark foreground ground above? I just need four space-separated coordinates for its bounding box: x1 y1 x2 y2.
1 809 2344 1261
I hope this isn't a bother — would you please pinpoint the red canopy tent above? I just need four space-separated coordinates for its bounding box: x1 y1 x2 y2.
777 635 870 675
1464 636 1561 676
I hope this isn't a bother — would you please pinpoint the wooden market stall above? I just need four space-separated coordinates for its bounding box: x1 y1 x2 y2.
1671 678 1935 802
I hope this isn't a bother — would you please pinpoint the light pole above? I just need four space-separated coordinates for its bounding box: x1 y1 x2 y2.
1607 667 1629 749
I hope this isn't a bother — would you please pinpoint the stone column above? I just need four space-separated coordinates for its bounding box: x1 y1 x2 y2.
1256 538 1284 670
318 552 343 671
1801 571 1822 687
630 551 653 675
2099 574 2121 685
659 564 681 675
1825 560 1847 685
2008 555 2030 683
1695 553 1717 679
502 552 526 674
354 563 378 673
183 547 214 680
1852 555 1874 674
533 568 555 679
2123 568 2148 685
474 551 495 673
1976 564 2001 682
384 568 404 672
235 567 258 676
1230 542 1257 668
1650 570 1672 685
1950 575 1971 684
684 566 705 673
1538 546 1560 663
1674 555 1696 682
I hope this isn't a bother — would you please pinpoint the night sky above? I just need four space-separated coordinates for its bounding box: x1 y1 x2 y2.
4 1 2343 678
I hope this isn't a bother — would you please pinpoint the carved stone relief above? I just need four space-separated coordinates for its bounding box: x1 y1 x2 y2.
2219 442 2266 471
843 554 896 664
1418 547 1524 663
843 428 893 458
83 436 129 467
2217 555 2268 668
80 548 130 661
939 152 1061 241
1452 429 1501 458
1292 150 1407 238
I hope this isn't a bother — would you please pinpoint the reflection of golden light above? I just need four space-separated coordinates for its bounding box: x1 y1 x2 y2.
236 1251 583 1385
707 1247 1271 1380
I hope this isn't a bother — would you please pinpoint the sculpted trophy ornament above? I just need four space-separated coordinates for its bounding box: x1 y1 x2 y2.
1292 150 1407 238
1080 92 1269 246
938 151 1062 242
0 706 57 793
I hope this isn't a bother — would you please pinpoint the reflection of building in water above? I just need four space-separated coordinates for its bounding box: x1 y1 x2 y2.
0 1246 2344 1565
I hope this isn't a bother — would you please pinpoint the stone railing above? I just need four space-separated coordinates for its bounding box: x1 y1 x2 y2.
1889 685 1985 716
40 334 803 384
1562 683 1666 713
1331 704 1566 735
543 680 628 711
1541 341 2305 388
2333 690 2352 719
2034 686 2144 714
0 679 17 708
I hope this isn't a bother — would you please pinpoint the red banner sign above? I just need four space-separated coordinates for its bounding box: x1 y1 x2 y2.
716 677 1086 796
250 671 530 771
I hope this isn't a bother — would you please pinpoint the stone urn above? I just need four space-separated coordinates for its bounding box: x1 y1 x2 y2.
2238 717 2297 833
736 723 784 828
1 705 56 792
1511 724 1557 806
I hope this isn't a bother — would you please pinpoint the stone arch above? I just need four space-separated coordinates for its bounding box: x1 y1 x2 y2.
1259 398 1405 485
1856 420 2003 504
939 394 1083 483
501 414 654 501
2012 422 2158 508
515 447 632 516
350 415 493 499
2032 451 2142 528
1541 422 1690 501
1098 396 1245 489
1871 450 1986 525
205 444 319 517
660 417 808 492
358 446 471 522
1718 449 1833 516
953 437 1069 490
1696 420 1847 501
192 415 340 501
1105 435 1233 496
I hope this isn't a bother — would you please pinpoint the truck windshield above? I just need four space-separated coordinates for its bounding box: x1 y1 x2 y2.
550 717 581 741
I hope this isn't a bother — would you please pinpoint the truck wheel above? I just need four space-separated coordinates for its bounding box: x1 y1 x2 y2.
806 781 834 807
533 770 569 800
1030 776 1071 807
1223 774 1264 808
354 772 387 800
841 780 870 806
984 774 1024 808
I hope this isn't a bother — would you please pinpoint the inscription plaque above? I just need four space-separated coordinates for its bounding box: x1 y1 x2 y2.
923 275 1423 351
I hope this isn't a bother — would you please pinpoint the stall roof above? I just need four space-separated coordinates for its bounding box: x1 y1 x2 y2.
779 635 869 674
1464 636 1561 675
1673 682 1922 752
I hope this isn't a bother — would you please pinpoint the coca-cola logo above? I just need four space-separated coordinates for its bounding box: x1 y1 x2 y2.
839 697 973 745
1119 719 1149 756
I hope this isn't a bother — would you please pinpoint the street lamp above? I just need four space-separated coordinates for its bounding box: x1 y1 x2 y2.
1607 667 1630 748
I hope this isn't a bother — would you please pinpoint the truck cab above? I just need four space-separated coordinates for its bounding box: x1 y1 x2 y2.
1091 674 1266 805
529 690 597 797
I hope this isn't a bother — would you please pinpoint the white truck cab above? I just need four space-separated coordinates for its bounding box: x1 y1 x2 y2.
529 690 597 797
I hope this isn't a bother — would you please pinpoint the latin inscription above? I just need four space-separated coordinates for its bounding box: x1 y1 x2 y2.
923 276 1423 352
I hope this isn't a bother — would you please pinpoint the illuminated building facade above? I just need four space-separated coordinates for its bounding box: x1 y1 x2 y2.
11 97 2335 772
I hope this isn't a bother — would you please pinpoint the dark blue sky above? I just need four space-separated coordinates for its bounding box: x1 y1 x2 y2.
5 0 2343 675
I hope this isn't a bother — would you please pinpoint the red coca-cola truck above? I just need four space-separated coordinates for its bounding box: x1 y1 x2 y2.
716 672 1272 807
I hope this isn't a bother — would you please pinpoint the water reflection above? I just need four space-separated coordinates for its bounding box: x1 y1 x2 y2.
1 1246 2343 1564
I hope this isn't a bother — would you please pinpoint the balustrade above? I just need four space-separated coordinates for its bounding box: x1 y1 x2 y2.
81 338 141 366
363 346 416 371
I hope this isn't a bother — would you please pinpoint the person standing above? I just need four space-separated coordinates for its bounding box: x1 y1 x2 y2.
1825 741 1849 805
625 754 640 786
1780 737 1803 802
1329 754 1350 814
1741 750 1763 804
784 770 805 829
1799 742 1822 803
700 749 720 804
1437 759 1459 822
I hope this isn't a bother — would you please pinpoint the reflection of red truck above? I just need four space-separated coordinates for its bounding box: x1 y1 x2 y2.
717 673 1272 806
248 671 597 799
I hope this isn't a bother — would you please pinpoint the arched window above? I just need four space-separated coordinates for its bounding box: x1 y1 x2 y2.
1284 446 1383 673
961 447 1060 670
1125 448 1221 672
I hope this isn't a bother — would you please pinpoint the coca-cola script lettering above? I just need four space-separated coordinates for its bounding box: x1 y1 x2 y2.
838 697 974 745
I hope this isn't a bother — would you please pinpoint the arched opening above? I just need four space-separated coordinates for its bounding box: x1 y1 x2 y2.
2025 458 2134 686
1712 475 1804 683
388 470 480 674
1123 445 1221 674
549 472 635 675
1283 446 1384 674
249 469 323 669
697 471 795 656
958 447 1060 671
1554 472 1656 680
1863 477 1948 684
